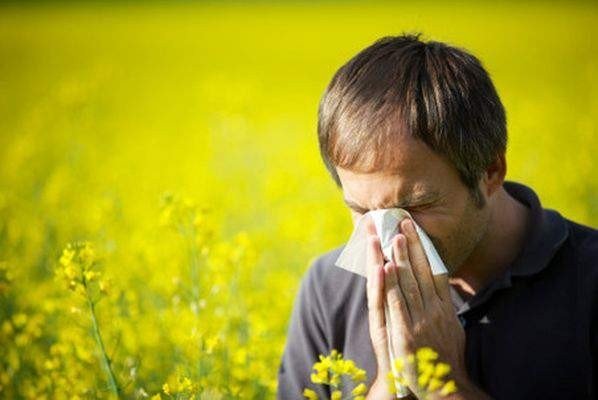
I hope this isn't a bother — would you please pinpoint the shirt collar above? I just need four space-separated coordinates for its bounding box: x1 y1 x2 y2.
502 180 569 278
455 180 570 317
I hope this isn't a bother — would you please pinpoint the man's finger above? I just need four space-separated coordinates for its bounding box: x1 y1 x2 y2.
384 260 412 354
391 233 425 319
366 234 385 309
366 235 391 373
400 218 438 303
366 229 384 279
365 214 377 236
432 272 452 305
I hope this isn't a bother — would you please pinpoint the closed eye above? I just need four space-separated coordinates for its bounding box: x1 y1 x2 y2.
404 203 433 213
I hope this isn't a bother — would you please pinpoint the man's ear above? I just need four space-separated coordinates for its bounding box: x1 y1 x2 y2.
483 153 506 197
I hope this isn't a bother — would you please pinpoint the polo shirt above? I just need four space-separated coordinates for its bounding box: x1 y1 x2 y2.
277 180 598 399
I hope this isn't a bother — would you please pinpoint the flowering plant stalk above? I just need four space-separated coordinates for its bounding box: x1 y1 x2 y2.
56 241 120 398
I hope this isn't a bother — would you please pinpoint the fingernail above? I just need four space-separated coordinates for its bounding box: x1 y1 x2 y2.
403 219 413 232
397 233 405 245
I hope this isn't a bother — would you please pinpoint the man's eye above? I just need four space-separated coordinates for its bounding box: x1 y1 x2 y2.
406 204 430 212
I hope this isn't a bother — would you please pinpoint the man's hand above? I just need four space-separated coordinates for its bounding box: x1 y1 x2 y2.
364 216 487 399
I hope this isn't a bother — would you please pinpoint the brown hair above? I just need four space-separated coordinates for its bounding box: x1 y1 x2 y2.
317 32 507 208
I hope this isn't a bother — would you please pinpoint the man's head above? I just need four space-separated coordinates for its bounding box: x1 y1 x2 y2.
317 33 508 274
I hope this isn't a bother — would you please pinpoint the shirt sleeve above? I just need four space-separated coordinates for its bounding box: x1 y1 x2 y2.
277 259 332 400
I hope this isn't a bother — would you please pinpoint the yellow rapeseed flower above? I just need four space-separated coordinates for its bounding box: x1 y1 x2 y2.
427 377 444 391
416 347 439 363
178 376 193 392
303 388 318 400
56 241 103 295
433 362 451 378
311 370 328 385
388 346 460 398
439 380 458 396
306 349 368 399
352 382 367 396
351 368 367 382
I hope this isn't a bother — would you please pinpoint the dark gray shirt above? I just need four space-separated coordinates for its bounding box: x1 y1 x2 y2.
276 180 598 399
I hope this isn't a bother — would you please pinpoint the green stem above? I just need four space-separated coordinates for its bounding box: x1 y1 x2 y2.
85 282 121 398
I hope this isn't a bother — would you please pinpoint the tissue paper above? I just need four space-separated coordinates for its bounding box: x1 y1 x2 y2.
334 208 448 398
335 208 447 277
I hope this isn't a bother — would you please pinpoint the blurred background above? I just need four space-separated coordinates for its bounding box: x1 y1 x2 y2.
0 1 596 398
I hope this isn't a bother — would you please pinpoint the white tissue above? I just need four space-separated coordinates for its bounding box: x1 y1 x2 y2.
335 208 447 277
334 208 448 398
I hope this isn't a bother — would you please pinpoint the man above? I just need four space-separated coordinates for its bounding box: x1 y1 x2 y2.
277 33 597 399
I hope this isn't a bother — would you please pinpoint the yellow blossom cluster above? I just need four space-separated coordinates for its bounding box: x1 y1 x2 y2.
388 347 458 399
159 191 214 252
303 349 368 400
149 376 201 399
55 241 111 297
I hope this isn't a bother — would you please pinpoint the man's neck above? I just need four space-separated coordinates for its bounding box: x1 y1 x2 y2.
449 186 532 302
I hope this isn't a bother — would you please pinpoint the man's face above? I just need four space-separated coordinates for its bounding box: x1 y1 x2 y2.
336 135 490 275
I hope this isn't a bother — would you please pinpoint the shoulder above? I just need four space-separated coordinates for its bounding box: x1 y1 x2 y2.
564 217 598 264
304 244 346 283
300 244 366 315
561 217 598 291
304 244 364 289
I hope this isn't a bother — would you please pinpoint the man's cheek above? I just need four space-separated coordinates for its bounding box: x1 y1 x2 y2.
405 211 436 236
411 209 456 236
410 215 453 263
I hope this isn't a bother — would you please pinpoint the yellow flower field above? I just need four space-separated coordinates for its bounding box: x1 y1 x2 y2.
0 1 596 398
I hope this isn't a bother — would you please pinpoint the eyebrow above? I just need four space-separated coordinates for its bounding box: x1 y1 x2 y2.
343 190 440 214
